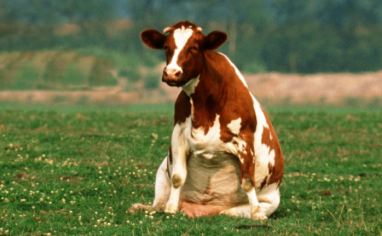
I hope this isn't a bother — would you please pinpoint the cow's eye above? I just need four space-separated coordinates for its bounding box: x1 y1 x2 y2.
188 46 198 54
164 46 169 51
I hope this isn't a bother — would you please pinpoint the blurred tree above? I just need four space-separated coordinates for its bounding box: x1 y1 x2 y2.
261 0 382 72
318 0 382 27
0 0 117 24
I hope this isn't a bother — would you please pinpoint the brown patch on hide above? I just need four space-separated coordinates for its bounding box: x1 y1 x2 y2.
166 145 171 179
260 176 268 190
174 91 191 125
168 144 173 164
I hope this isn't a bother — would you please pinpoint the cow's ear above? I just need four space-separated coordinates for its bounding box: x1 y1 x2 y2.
140 29 166 49
203 31 228 50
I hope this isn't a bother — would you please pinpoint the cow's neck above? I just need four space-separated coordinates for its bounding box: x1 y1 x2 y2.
182 51 228 130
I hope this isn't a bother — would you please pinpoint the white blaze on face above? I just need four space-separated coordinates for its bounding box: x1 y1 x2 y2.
166 26 194 72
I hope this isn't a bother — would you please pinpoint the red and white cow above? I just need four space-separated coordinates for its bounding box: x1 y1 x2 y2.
130 21 284 220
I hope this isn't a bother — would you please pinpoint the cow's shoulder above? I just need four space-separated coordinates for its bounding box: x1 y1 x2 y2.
174 90 191 125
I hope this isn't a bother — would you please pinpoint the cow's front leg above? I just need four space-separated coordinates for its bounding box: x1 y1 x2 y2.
165 125 188 214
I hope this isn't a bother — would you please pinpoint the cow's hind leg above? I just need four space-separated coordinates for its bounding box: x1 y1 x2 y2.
241 178 268 220
236 146 268 220
152 157 171 210
220 185 280 219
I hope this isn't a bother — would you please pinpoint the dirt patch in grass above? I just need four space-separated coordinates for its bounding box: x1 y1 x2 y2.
244 72 382 106
1 71 382 106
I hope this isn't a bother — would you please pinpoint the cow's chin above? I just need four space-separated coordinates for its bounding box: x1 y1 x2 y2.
163 79 188 87
165 81 181 87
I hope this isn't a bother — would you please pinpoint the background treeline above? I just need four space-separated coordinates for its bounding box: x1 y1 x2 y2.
0 0 382 90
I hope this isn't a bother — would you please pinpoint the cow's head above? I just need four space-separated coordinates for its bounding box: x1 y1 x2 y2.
140 21 228 87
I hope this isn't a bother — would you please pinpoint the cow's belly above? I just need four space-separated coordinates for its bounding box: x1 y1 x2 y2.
181 151 248 207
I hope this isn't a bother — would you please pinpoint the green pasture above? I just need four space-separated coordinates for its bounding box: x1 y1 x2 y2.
0 104 381 235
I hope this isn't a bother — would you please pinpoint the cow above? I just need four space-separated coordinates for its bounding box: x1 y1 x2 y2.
129 21 284 220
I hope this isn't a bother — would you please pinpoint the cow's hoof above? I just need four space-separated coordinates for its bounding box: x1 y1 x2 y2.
220 208 250 218
250 205 267 220
164 204 178 214
219 209 236 217
153 203 166 212
252 213 268 220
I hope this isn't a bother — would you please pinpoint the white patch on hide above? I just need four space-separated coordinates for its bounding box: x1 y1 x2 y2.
231 136 247 156
202 153 214 159
256 182 279 200
153 157 171 208
251 94 276 187
171 122 188 161
167 26 193 72
255 182 281 216
183 75 200 96
186 113 246 159
189 115 222 155
246 187 259 206
227 118 242 135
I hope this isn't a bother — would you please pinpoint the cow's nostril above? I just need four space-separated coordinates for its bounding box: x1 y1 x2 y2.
163 69 181 81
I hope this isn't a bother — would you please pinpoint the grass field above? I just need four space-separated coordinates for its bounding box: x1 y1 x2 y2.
0 104 381 235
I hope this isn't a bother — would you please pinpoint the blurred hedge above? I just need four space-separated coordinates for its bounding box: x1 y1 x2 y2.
0 51 117 90
1 20 382 75
1 0 382 75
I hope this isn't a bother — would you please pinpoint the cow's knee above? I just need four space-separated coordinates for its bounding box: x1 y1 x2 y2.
172 173 182 188
165 173 185 214
241 177 254 192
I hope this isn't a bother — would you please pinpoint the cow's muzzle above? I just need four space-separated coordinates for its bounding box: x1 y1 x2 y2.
162 68 183 87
